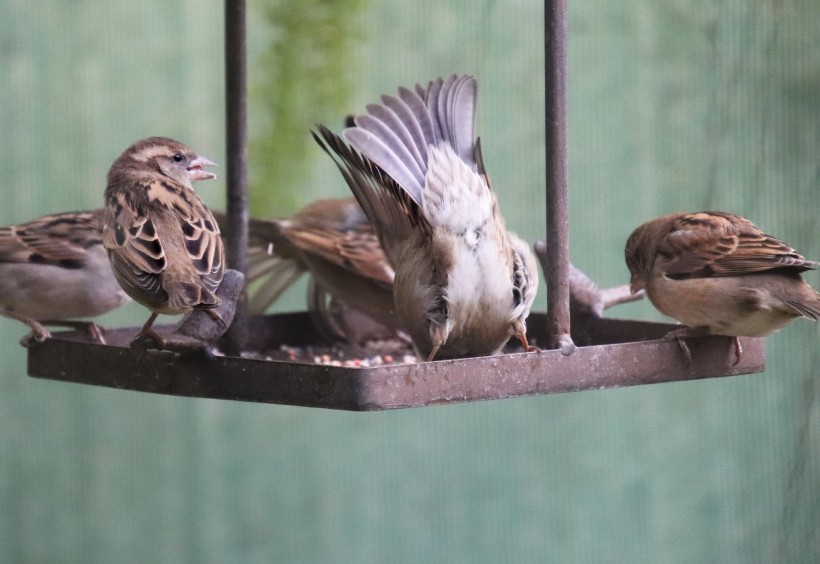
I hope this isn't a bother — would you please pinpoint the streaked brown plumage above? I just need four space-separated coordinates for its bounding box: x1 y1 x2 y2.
0 209 130 345
102 137 224 344
312 74 539 361
625 211 819 361
219 197 398 340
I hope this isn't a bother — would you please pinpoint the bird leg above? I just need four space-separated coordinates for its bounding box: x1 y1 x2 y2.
40 320 107 345
512 320 540 353
662 326 710 367
134 312 164 348
426 337 443 362
19 321 51 348
662 327 743 367
3 309 51 347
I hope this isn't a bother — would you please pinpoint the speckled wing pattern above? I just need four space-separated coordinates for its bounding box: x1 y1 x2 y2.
660 211 817 280
103 178 223 309
0 209 105 269
279 201 394 287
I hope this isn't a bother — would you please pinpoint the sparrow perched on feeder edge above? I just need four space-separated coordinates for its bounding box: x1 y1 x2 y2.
313 74 539 361
102 137 224 346
0 209 130 346
625 211 820 364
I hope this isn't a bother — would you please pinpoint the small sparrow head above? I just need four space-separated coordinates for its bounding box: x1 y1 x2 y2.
624 221 658 294
107 136 216 190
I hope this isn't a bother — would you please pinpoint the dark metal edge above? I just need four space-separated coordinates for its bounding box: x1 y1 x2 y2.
27 316 765 411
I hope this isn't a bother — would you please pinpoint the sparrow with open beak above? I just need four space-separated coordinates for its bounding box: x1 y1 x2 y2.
0 209 130 346
625 211 819 363
102 137 224 345
312 74 539 361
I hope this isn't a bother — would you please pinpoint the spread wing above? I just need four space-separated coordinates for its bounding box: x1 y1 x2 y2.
660 211 816 279
312 125 424 267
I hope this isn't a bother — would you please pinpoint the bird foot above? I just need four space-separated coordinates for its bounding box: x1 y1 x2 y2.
41 320 108 345
662 327 704 367
19 325 51 348
662 328 742 367
131 326 166 350
513 321 550 354
84 323 107 345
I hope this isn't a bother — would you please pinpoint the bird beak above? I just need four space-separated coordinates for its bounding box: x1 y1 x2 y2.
187 155 217 181
629 275 644 295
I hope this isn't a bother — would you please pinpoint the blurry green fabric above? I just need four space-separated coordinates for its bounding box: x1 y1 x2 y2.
0 1 817 563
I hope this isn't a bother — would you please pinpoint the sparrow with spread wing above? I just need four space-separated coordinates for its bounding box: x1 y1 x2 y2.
0 209 130 346
102 137 224 346
625 211 819 362
312 74 539 361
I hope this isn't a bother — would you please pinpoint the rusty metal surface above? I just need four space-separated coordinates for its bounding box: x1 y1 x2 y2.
223 0 249 354
544 0 572 351
27 313 765 411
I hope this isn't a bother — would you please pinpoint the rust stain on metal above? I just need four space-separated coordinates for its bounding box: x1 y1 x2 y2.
27 312 765 412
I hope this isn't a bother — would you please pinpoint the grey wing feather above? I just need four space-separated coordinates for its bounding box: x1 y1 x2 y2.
427 74 477 167
344 74 479 206
348 114 424 202
313 125 424 266
381 94 429 169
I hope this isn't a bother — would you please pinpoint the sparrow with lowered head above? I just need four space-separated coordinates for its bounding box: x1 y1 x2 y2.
102 137 224 345
313 74 539 361
237 200 645 345
625 211 819 362
0 209 130 346
220 197 398 336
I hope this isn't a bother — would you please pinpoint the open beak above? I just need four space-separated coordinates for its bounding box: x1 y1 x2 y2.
187 155 217 181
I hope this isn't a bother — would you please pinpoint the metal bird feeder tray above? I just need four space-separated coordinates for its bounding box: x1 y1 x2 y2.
26 0 765 410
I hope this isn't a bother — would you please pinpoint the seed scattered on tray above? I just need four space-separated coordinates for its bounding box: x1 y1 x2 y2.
230 338 418 367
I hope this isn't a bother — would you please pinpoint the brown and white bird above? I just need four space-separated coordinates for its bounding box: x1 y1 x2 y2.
102 137 224 345
625 211 820 362
223 197 399 336
234 200 643 346
0 209 130 346
312 74 539 361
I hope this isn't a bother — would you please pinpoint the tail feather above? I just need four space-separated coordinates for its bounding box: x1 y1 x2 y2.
167 281 220 311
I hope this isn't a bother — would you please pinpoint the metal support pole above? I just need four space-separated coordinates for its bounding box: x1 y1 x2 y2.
544 0 574 354
224 0 249 353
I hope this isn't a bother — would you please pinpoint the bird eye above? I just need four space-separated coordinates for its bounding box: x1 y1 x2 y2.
172 153 184 163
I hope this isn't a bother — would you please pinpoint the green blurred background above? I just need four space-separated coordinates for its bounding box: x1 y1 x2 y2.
1 1 818 562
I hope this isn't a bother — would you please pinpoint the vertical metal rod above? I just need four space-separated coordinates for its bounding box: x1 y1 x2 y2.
224 0 249 353
544 0 573 353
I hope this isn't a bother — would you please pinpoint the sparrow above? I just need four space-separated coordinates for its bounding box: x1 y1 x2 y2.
312 74 539 361
218 198 402 344
625 211 820 362
0 209 130 346
235 202 644 345
102 137 224 345
219 197 397 329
